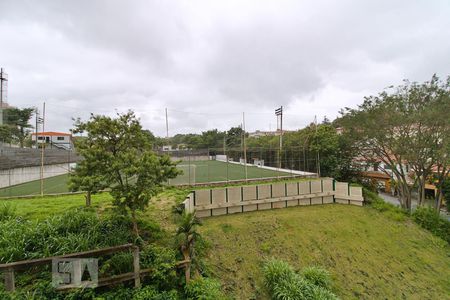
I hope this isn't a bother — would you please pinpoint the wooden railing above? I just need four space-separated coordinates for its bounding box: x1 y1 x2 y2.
0 244 189 292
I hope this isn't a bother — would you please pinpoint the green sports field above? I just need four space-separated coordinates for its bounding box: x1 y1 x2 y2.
0 160 294 197
170 160 293 185
0 174 71 198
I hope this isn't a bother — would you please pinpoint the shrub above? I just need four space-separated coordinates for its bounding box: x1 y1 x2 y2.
262 259 339 300
0 203 16 221
413 206 450 244
100 252 133 276
133 285 179 300
301 266 332 290
140 244 178 290
185 277 226 300
262 259 297 293
363 188 407 221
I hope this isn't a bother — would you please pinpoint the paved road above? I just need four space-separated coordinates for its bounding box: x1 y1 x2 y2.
378 192 450 221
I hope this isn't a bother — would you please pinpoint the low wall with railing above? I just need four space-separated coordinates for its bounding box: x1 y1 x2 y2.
183 179 363 217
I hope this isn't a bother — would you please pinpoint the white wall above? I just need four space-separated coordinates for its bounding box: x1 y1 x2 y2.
0 163 70 188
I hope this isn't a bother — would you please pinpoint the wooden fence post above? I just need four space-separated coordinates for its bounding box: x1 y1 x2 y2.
132 246 140 288
5 268 15 292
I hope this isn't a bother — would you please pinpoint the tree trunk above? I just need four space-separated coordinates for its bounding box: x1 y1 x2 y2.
131 210 139 238
85 191 91 207
435 190 443 212
182 247 191 283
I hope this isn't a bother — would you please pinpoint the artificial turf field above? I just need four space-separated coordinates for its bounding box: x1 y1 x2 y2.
0 160 293 197
170 160 293 185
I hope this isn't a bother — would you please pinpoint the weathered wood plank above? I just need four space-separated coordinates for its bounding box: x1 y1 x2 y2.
0 244 134 271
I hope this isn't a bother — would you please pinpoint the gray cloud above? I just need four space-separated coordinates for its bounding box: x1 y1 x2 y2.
0 0 449 135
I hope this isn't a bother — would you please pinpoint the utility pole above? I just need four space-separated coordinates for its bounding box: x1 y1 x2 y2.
0 68 8 126
242 112 248 181
315 115 321 177
40 102 45 196
165 108 169 139
275 106 283 169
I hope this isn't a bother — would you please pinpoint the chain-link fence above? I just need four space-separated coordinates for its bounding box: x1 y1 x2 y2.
0 145 319 197
160 147 319 185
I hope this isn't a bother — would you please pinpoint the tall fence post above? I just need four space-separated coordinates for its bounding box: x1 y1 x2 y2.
133 246 140 288
5 268 15 292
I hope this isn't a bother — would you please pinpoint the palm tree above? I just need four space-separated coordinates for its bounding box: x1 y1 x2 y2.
176 212 201 283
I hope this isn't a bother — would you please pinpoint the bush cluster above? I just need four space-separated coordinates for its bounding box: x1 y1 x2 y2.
185 277 227 300
263 259 338 300
363 188 407 221
412 206 450 244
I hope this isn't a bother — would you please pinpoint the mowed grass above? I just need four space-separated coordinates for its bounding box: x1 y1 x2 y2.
0 174 70 197
0 193 113 220
200 204 450 299
171 160 293 185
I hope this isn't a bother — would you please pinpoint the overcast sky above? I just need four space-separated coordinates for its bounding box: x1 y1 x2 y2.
1 0 449 136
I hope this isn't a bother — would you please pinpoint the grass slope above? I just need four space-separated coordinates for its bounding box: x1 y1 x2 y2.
200 204 450 299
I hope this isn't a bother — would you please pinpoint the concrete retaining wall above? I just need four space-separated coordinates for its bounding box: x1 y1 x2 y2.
0 163 70 188
182 179 364 218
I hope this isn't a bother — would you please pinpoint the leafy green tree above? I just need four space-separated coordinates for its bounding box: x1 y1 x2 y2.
0 125 13 144
226 126 244 148
442 178 450 209
3 107 34 147
340 75 450 211
69 135 107 206
72 111 180 236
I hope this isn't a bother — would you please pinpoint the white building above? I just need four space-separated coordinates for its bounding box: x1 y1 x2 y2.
31 131 73 150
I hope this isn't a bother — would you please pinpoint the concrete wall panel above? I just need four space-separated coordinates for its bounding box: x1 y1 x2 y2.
350 186 363 197
242 186 257 201
335 199 349 204
299 181 310 194
286 199 299 207
212 208 227 216
243 204 257 212
227 187 242 203
323 196 334 204
211 189 227 216
196 209 211 218
272 201 286 209
258 203 272 210
299 199 310 205
335 182 348 197
195 190 211 206
322 179 333 192
311 180 322 193
286 182 298 196
310 180 322 204
257 185 271 199
271 183 286 198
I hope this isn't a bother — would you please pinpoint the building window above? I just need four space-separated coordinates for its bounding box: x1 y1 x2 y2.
57 137 65 141
37 136 44 140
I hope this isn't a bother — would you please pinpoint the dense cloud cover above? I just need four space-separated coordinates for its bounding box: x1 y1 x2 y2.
0 0 449 135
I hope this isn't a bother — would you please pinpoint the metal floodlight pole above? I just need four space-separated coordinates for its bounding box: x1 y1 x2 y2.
165 108 169 139
40 102 46 196
275 106 283 170
315 115 321 177
242 112 248 181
